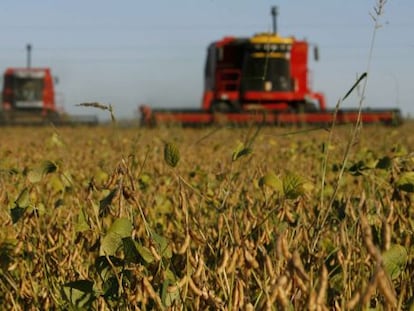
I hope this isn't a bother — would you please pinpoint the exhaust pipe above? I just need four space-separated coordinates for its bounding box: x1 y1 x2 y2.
26 43 32 68
271 6 278 34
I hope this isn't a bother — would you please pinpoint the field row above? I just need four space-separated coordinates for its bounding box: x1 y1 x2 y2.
0 123 413 309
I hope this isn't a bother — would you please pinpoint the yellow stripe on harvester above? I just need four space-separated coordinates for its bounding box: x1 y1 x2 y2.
250 33 294 45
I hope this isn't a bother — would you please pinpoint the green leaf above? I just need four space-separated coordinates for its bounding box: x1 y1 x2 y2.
95 256 123 282
259 172 283 193
93 168 109 185
376 156 392 170
41 160 58 174
27 168 43 183
329 272 343 294
75 208 89 232
11 188 30 223
36 202 47 215
49 175 66 194
391 144 407 157
102 276 119 299
100 218 132 256
49 132 64 147
151 231 172 259
138 173 152 190
348 160 367 176
396 172 414 193
161 269 179 307
10 207 25 224
15 187 30 208
283 173 306 200
232 142 252 161
108 218 132 237
27 160 58 183
62 280 95 310
0 168 19 175
382 244 408 280
0 242 14 270
135 243 155 264
164 142 180 167
122 237 141 264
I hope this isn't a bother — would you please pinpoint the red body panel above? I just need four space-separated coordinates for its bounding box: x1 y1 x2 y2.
201 91 215 111
290 41 309 95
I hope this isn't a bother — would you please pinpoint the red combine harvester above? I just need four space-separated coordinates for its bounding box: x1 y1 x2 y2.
0 44 98 125
1 67 59 123
140 7 401 126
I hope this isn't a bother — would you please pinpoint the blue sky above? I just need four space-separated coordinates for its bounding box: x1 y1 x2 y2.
0 0 412 120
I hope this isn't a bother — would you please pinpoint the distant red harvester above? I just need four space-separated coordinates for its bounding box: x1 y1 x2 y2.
2 67 57 117
1 44 98 125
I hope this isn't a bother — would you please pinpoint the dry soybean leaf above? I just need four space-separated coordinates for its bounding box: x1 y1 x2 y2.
164 142 180 167
77 102 110 110
382 244 408 280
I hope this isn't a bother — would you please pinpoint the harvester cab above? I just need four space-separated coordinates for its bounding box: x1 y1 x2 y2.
201 5 326 114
